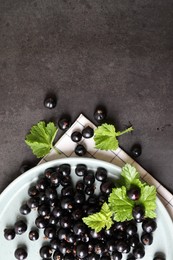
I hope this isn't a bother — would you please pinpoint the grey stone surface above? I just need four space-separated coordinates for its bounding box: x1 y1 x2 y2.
0 0 173 193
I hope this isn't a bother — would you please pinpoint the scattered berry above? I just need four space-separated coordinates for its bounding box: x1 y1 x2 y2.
94 106 107 123
14 247 27 260
29 229 39 241
75 144 86 156
131 144 142 158
58 117 71 130
4 228 15 240
82 126 94 138
71 131 82 142
44 97 57 109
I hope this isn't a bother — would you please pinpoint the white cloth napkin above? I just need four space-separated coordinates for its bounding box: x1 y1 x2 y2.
39 114 173 220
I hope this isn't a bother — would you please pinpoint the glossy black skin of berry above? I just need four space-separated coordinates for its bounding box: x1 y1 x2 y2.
132 204 145 222
82 126 94 138
4 228 15 240
116 240 130 254
44 224 57 239
58 117 71 130
131 144 142 158
61 185 74 197
29 229 39 241
40 245 52 259
142 218 157 233
76 242 89 258
127 254 136 260
14 220 27 235
100 254 111 260
95 167 107 182
100 180 114 195
28 185 39 197
73 221 87 236
44 97 56 109
127 186 141 200
58 240 72 255
132 243 145 258
106 239 117 252
27 196 40 209
71 131 82 142
126 222 137 236
45 187 57 200
44 167 56 179
19 203 31 215
53 250 63 260
111 251 122 260
61 196 75 210
88 253 100 260
83 170 95 186
75 144 86 156
59 163 71 176
94 106 107 123
14 248 27 260
141 232 153 245
129 234 140 248
36 177 50 191
50 172 61 187
75 164 87 177
153 255 165 260
35 216 48 229
74 192 85 205
85 184 95 195
38 203 51 217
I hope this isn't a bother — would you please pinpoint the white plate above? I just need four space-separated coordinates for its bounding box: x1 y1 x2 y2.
0 157 172 260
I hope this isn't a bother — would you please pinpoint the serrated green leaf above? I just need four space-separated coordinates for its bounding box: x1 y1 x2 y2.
94 123 133 151
100 202 113 229
94 124 118 150
82 202 113 232
139 185 157 218
120 164 144 189
25 121 58 158
101 202 112 217
82 212 107 233
108 186 134 222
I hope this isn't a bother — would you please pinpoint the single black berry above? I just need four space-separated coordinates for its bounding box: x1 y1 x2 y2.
75 144 86 156
4 228 15 240
14 247 27 260
142 218 157 233
44 97 57 109
127 186 141 201
82 126 94 138
19 203 31 215
94 106 107 123
29 229 39 241
132 204 145 222
14 220 27 235
71 131 82 142
141 232 153 245
40 245 53 258
131 144 142 158
58 117 71 130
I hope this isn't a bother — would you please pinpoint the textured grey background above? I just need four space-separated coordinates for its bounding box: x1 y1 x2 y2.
0 0 173 193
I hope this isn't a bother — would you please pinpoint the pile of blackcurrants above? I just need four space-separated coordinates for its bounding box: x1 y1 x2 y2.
3 163 165 260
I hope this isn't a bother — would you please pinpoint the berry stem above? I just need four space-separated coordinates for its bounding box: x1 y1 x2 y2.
115 126 133 137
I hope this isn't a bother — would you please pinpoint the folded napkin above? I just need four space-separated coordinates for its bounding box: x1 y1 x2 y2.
39 114 173 220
